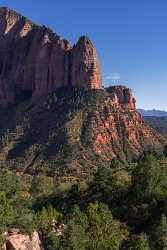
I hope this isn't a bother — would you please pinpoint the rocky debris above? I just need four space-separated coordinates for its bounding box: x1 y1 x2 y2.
0 7 102 106
1 230 43 250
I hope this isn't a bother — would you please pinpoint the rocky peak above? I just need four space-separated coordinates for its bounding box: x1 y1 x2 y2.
71 36 102 89
107 85 136 109
74 36 94 48
0 7 19 35
0 7 32 37
0 8 102 106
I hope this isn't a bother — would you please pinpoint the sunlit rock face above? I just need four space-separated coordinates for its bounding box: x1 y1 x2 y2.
0 7 102 106
71 36 102 89
1 230 43 250
106 86 136 109
92 86 165 159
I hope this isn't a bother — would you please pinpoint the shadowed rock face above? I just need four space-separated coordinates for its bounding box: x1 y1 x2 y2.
0 7 102 106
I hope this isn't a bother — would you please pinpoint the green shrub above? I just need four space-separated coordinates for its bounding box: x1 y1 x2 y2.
35 206 61 233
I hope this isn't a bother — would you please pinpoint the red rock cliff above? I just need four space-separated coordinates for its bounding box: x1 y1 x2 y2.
0 7 102 106
71 36 102 89
92 86 165 160
107 86 136 109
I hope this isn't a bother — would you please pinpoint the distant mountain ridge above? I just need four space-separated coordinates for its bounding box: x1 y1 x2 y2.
138 109 167 117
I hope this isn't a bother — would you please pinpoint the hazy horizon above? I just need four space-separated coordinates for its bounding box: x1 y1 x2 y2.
1 0 167 110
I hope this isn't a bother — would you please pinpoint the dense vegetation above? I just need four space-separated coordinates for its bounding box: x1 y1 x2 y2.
0 88 163 180
0 88 166 249
1 149 167 249
0 88 109 178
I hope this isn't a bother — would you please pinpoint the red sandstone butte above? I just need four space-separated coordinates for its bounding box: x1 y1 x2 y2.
0 7 102 106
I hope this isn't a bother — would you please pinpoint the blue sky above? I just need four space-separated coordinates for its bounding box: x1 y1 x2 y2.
1 0 167 110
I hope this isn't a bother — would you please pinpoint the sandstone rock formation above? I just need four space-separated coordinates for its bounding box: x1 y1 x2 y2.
71 36 102 89
1 230 43 250
0 7 102 106
0 85 165 177
93 86 163 160
107 86 136 110
0 7 165 178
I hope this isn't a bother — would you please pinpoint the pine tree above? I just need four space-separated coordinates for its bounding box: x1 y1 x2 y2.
86 202 121 250
129 234 151 250
154 214 167 249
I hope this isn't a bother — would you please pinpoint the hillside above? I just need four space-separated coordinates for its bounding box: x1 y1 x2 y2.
0 6 167 250
0 7 164 179
144 116 167 138
0 86 165 178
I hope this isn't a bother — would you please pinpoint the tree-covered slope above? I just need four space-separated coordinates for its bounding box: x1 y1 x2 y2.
0 87 165 178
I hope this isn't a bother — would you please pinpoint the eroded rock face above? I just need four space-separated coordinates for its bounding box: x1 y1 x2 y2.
107 85 136 109
4 231 43 250
0 85 165 177
71 36 102 89
92 86 165 160
0 7 102 106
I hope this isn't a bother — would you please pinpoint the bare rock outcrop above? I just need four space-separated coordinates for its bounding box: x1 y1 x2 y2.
0 8 165 177
1 231 43 250
90 86 165 160
71 36 102 89
0 7 102 106
107 85 136 109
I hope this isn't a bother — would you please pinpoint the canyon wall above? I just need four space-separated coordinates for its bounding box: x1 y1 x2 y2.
0 7 102 106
